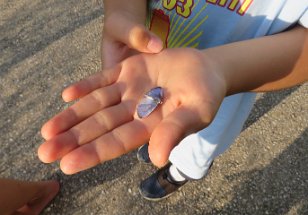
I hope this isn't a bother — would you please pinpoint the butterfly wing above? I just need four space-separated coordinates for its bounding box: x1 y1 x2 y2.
137 87 163 118
147 87 163 100
137 96 159 118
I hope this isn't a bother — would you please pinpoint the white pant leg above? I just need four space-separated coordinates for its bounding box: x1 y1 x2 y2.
169 92 256 179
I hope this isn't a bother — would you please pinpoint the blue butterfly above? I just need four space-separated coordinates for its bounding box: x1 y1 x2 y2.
137 87 163 118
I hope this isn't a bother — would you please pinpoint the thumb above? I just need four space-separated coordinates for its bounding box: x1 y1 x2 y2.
104 15 163 53
148 106 207 167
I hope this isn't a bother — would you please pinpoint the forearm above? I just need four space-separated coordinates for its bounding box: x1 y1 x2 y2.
203 25 308 95
104 0 147 23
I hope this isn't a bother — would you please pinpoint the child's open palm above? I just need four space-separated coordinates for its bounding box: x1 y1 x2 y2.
38 48 227 174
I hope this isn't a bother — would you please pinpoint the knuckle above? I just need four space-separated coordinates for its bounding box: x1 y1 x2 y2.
94 110 110 131
91 89 107 107
112 129 127 154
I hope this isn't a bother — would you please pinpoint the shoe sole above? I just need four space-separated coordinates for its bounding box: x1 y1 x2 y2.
138 182 187 202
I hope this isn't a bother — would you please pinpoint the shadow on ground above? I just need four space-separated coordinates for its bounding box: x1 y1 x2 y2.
207 128 308 214
0 0 102 75
1 0 137 212
244 86 300 130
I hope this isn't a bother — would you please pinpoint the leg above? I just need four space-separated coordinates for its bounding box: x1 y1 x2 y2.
170 93 256 179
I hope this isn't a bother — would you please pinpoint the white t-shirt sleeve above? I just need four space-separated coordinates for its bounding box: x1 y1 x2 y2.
299 8 308 28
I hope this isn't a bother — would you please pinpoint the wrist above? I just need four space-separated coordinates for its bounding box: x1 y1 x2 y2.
199 48 229 97
104 0 147 22
103 1 148 36
104 10 146 29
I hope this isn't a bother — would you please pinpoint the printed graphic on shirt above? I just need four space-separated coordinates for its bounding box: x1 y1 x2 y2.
159 0 253 18
162 0 194 18
147 0 254 48
206 0 253 15
148 0 209 48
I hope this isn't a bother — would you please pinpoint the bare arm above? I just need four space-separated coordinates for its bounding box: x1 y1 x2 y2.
103 0 147 23
204 25 308 95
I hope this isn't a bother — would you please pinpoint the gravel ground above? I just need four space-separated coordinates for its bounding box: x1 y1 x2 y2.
1 1 307 214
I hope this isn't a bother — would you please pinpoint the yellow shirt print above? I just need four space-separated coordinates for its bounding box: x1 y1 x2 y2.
163 0 194 18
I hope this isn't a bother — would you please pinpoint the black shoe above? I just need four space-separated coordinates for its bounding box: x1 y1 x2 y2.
137 143 151 163
139 163 188 201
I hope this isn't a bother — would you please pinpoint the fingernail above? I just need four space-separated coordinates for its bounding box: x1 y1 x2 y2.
147 36 163 53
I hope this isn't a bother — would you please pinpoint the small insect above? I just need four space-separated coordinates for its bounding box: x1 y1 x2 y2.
137 87 163 118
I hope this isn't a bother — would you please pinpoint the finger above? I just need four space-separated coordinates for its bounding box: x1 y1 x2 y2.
69 101 134 145
0 179 59 215
148 106 206 167
105 15 163 54
41 84 121 140
59 119 151 175
38 131 78 163
38 102 134 163
58 97 170 175
62 65 121 102
17 180 60 215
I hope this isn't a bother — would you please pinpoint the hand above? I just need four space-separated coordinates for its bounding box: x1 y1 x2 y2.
102 12 163 68
38 48 227 174
0 179 59 215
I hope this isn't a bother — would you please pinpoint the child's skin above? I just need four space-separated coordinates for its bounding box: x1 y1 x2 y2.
0 179 59 215
101 0 163 69
37 0 307 174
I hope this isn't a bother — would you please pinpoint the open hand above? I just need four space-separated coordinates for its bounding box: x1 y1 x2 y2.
38 48 227 174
